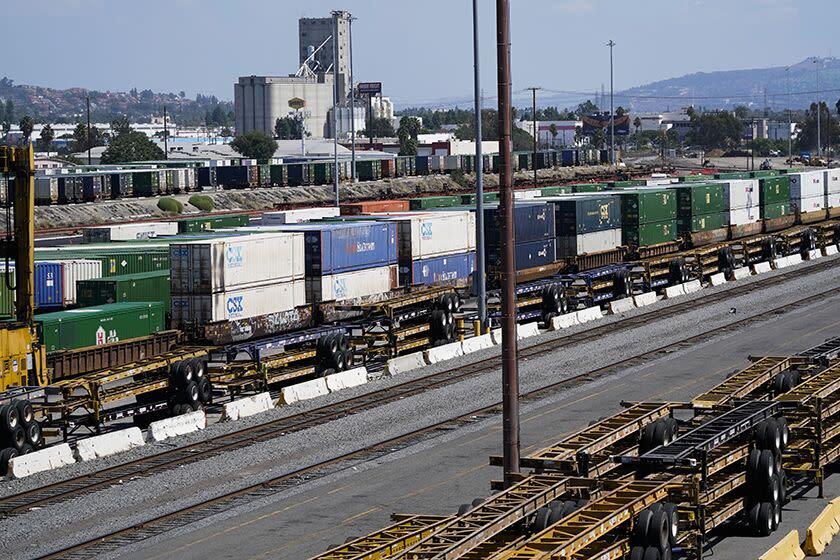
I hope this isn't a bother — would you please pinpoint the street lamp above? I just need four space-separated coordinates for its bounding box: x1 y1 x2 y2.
786 67 792 162
815 57 821 157
607 40 616 165
472 0 486 330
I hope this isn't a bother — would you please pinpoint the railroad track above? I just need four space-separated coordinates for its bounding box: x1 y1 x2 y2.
32 269 840 558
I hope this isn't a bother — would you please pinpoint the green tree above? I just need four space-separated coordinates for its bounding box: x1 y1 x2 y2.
4 100 13 124
397 116 421 156
797 101 840 152
576 100 598 117
38 124 55 151
633 116 642 134
360 117 396 138
615 106 627 117
220 127 233 138
687 111 743 150
230 131 278 161
836 98 840 116
110 115 132 137
274 116 303 139
733 105 749 120
72 122 105 152
100 130 165 163
549 123 558 147
18 115 34 142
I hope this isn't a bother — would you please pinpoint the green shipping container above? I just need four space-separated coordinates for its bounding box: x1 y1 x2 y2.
672 183 726 216
714 171 751 180
313 162 333 184
678 212 727 233
609 179 646 188
758 176 791 206
409 196 462 210
76 270 171 312
269 164 288 186
0 270 15 317
762 202 791 219
540 186 573 197
175 214 251 233
619 189 678 224
132 171 160 196
37 301 165 353
677 174 709 183
750 170 779 178
622 220 677 247
357 160 382 181
572 183 607 193
36 248 169 277
460 192 500 205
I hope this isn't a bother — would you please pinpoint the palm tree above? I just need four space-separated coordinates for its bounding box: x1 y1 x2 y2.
633 116 642 135
19 115 34 143
549 123 558 148
39 124 55 152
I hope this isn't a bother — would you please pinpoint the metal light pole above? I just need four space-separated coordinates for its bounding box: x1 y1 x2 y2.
332 13 340 207
163 106 168 159
472 0 486 330
527 87 541 188
815 58 822 157
496 0 520 489
349 14 357 182
85 96 91 165
787 67 792 162
607 40 616 165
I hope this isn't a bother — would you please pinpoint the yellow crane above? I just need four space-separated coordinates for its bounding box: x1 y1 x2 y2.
0 145 47 390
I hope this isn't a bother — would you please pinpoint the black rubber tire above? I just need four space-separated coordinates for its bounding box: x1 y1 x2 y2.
652 420 669 448
642 547 661 560
338 333 349 352
630 546 646 560
447 293 460 313
757 449 775 481
762 420 783 455
0 447 18 476
773 373 791 396
548 501 571 524
756 502 774 537
762 237 778 261
646 508 669 552
778 469 787 504
430 310 447 340
176 359 195 386
640 422 657 454
320 368 336 378
663 502 679 547
324 333 339 356
754 472 780 503
180 380 200 405
668 258 687 285
665 418 679 443
24 420 42 447
190 358 206 380
801 229 817 254
471 497 484 508
613 269 631 297
777 417 789 451
835 223 840 249
533 506 552 531
190 401 201 412
15 400 34 425
169 359 183 379
457 503 471 516
171 403 185 416
747 448 761 476
772 499 782 530
445 320 457 342
5 425 25 450
718 246 735 274
19 443 33 455
660 547 672 560
343 349 354 369
633 508 654 545
197 376 212 403
332 350 347 371
0 404 20 432
747 502 761 533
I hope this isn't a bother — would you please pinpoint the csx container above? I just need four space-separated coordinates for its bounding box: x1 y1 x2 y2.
758 176 791 206
175 214 251 232
83 222 179 243
556 228 622 258
170 233 304 294
272 222 397 276
407 252 475 287
483 202 556 246
37 302 165 353
77 270 171 312
306 264 398 302
384 211 476 262
262 207 341 224
171 280 305 325
547 195 620 235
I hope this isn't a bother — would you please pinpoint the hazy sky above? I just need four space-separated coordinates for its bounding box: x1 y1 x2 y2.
8 0 839 107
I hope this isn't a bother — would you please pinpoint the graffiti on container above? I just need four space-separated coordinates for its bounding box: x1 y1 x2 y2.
420 222 433 239
333 278 348 299
225 246 244 268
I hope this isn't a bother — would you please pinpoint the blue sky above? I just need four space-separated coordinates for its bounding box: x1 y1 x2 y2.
8 0 838 106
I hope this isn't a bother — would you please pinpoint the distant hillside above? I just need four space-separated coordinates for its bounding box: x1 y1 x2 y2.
0 77 233 126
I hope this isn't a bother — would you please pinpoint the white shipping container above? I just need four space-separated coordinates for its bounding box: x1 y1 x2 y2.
718 179 758 210
729 207 761 226
789 170 825 199
393 212 475 260
827 192 840 209
443 155 462 171
171 279 306 326
59 259 103 305
306 265 398 303
825 169 840 194
170 232 304 294
261 207 340 225
35 177 58 203
514 190 541 200
428 156 445 172
795 195 825 214
83 222 179 243
556 228 622 257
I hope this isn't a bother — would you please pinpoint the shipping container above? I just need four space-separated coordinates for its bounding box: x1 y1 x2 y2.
357 160 382 181
515 152 533 171
670 183 726 217
306 265 398 302
547 195 621 235
556 228 622 258
609 179 646 188
59 259 103 306
36 247 170 277
38 302 165 353
263 207 341 224
132 171 160 197
443 155 463 171
269 164 288 186
216 165 251 188
539 186 573 197
488 238 556 271
83 222 179 243
175 214 251 232
717 179 759 210
761 202 791 220
313 161 334 184
572 183 608 193
484 202 556 246
0 263 64 314
677 175 708 183
288 163 315 186
622 220 677 247
340 200 409 215
789 170 825 200
827 192 840 210
728 207 761 226
825 169 840 194
380 159 396 178
758 176 791 206
619 189 678 224
795 195 825 214
170 232 304 294
460 192 500 205
514 189 541 200
35 177 59 205
108 172 133 199
77 270 171 312
81 175 104 202
750 170 779 178
677 212 728 233
171 280 305 326
197 166 217 188
415 156 430 175
409 196 461 210
406 252 475 287
385 211 475 261
715 172 751 180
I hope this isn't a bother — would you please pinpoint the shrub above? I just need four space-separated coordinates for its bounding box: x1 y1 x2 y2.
188 194 214 212
157 197 183 214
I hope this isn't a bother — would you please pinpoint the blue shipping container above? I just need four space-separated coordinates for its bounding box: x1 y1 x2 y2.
415 156 430 175
6 262 64 308
484 202 555 247
488 239 556 271
407 252 475 286
277 222 398 275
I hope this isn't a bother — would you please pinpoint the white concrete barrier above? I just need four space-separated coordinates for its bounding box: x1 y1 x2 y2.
664 285 685 299
825 245 839 256
732 267 752 280
550 313 580 330
385 352 427 376
325 367 368 392
75 427 145 462
774 257 790 269
517 322 541 340
8 443 75 479
753 262 772 274
224 392 275 419
425 341 465 364
682 279 702 294
609 297 636 315
633 292 657 307
575 306 604 324
461 334 494 354
148 410 206 442
709 273 727 287
491 328 503 345
788 254 803 266
808 249 821 261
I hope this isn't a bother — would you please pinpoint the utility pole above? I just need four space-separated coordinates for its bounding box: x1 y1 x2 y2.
496 0 520 489
472 0 486 330
526 87 541 188
607 40 616 165
815 58 822 157
349 14 357 182
86 96 92 165
331 12 340 207
787 67 792 162
163 106 169 159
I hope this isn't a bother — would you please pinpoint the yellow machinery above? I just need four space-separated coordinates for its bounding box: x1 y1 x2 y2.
0 145 47 390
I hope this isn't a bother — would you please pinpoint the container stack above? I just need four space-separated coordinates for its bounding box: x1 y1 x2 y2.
618 189 678 247
262 207 341 224
788 170 825 218
757 176 792 220
718 179 761 234
546 195 621 258
825 169 840 214
77 270 172 312
671 183 728 235
83 222 179 243
169 233 306 328
484 202 556 272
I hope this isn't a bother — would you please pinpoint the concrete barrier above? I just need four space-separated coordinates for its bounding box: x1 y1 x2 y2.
633 292 657 307
682 279 702 294
491 328 503 345
760 530 805 560
8 443 75 479
461 334 494 354
825 245 839 256
75 427 145 462
575 306 603 324
425 341 465 364
788 254 803 266
709 273 727 287
773 256 790 269
608 297 635 315
664 284 685 299
385 352 427 376
809 249 822 261
224 392 275 419
803 498 840 555
517 322 541 340
753 262 772 274
148 410 206 442
550 313 580 330
325 367 368 392
732 267 752 280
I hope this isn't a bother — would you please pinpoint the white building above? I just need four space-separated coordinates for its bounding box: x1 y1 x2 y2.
517 120 582 147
